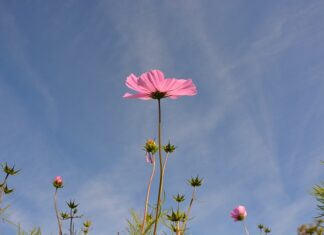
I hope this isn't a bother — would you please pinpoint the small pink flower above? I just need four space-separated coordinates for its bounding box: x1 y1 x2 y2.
231 205 247 221
53 176 63 189
123 69 197 100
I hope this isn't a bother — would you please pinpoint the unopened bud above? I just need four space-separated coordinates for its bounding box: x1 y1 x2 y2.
53 176 63 189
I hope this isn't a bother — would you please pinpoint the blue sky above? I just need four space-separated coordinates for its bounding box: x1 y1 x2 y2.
1 0 324 234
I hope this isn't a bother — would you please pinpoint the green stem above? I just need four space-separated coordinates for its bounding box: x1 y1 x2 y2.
162 153 170 178
182 187 196 231
54 188 63 235
153 99 163 235
176 221 181 235
243 221 250 235
0 177 8 205
70 208 73 235
141 157 156 234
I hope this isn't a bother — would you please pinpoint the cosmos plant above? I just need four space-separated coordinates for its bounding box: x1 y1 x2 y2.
123 69 202 235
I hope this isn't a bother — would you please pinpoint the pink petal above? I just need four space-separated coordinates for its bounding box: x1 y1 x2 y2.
166 79 197 97
138 70 165 92
145 153 154 164
146 70 165 91
123 92 152 100
160 78 179 92
167 95 180 99
125 74 150 93
237 205 246 215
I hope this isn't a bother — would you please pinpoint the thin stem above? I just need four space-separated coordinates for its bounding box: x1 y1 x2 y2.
0 187 3 205
0 177 8 205
70 208 73 235
243 221 250 235
4 173 9 182
141 157 156 235
54 188 63 235
153 99 163 235
162 153 170 178
182 187 196 231
176 221 181 235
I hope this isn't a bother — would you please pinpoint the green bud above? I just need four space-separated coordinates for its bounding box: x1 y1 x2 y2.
144 139 158 154
67 200 79 209
258 224 264 230
2 162 20 176
83 220 92 228
188 176 203 187
82 220 92 235
163 141 176 153
167 210 186 222
3 184 14 194
173 193 185 203
61 212 69 220
264 227 271 234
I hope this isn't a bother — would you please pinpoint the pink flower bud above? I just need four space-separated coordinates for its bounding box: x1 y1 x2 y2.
230 205 247 221
53 176 63 189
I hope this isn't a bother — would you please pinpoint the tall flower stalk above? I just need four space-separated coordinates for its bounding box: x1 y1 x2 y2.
53 176 63 235
141 158 155 234
54 188 62 235
152 99 163 235
141 139 157 234
182 177 203 232
243 221 250 235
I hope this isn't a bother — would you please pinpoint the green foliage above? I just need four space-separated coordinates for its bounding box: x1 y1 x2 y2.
126 209 143 235
298 220 324 235
126 209 166 235
17 226 42 235
82 220 92 235
297 162 324 234
313 184 324 218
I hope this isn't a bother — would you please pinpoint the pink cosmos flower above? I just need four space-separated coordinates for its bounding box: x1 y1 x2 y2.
123 69 197 100
231 205 247 221
53 176 63 188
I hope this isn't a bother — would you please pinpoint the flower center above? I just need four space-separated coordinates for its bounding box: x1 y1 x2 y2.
150 91 166 99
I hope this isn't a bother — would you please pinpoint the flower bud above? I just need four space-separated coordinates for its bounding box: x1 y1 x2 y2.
53 176 63 189
3 184 14 194
188 176 203 187
173 193 185 203
83 220 92 228
230 205 247 221
2 162 20 176
61 212 69 220
144 139 158 164
67 200 78 209
144 139 158 154
264 227 271 234
167 210 186 222
163 141 176 153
